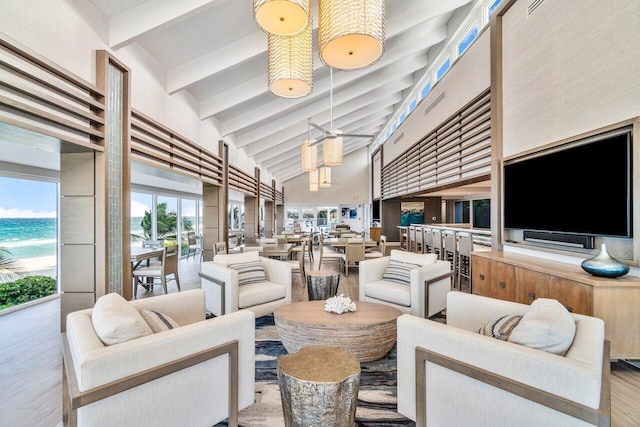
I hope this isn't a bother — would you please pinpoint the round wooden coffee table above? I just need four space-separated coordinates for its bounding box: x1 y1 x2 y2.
274 300 402 362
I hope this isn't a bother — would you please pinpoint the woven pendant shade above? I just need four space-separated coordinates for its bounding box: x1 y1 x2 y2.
319 166 331 187
268 23 312 98
254 0 310 36
309 169 319 191
323 134 343 166
318 0 386 70
300 139 317 171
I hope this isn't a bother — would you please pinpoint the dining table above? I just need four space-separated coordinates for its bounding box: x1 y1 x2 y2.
130 246 164 290
261 243 293 260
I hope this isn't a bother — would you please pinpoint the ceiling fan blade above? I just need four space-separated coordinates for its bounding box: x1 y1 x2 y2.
309 122 328 134
338 133 374 138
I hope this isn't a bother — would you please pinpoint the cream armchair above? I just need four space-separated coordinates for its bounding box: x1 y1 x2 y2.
397 291 610 427
359 249 452 318
63 289 255 427
200 250 292 318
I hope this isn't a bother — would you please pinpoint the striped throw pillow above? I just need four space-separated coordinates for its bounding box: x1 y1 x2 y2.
478 314 523 341
227 260 267 286
382 259 422 285
141 309 180 333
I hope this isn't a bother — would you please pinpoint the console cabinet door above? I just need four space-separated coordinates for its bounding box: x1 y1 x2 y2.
490 262 517 301
471 256 491 297
516 268 550 305
549 277 593 315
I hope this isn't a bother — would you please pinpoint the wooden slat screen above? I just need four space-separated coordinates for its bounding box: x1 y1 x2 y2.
229 165 257 196
0 33 105 150
275 190 284 205
260 181 274 201
381 89 491 199
130 109 224 186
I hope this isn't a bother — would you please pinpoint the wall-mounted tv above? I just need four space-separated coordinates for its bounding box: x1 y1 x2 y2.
503 128 632 238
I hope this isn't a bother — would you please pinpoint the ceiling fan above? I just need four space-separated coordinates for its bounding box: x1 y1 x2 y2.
308 67 375 143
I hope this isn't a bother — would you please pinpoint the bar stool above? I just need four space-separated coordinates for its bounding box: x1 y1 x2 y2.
457 232 472 293
414 226 423 253
408 226 417 253
422 226 432 254
431 229 443 260
443 232 457 280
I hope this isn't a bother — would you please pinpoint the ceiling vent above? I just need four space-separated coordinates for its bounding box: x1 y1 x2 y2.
393 132 405 145
527 0 545 16
424 92 446 116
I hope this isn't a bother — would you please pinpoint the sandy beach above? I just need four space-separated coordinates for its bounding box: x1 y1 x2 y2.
17 255 57 278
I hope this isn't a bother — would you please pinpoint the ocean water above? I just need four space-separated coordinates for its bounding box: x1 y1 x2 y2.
0 218 57 259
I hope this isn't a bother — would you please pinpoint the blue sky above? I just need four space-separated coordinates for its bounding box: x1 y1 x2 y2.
0 177 57 218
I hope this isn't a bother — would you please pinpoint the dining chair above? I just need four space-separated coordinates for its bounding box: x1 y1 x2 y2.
132 244 181 298
365 235 385 259
186 232 200 260
317 235 342 270
287 240 307 285
340 238 366 277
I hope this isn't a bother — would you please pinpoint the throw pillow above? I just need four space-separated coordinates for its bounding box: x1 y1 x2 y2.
141 309 180 333
213 250 260 267
508 298 576 356
478 314 523 341
91 293 153 346
227 260 268 286
382 259 422 285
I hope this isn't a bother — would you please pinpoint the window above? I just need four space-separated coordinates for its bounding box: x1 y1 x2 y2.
399 112 406 123
472 199 491 228
457 25 479 56
454 201 470 223
488 0 502 19
409 99 417 113
420 82 432 99
391 123 398 132
286 208 300 227
436 58 451 81
302 208 315 232
131 192 153 244
180 198 196 256
157 196 178 244
0 176 58 310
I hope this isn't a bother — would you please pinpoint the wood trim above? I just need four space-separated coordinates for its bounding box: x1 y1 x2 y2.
415 341 611 427
62 333 239 427
198 271 227 316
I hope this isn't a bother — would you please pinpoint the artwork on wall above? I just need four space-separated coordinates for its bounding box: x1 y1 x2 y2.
341 207 349 219
401 202 424 226
349 208 358 219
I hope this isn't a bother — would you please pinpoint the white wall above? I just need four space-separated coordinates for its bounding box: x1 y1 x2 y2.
283 147 370 205
502 0 640 158
383 28 491 164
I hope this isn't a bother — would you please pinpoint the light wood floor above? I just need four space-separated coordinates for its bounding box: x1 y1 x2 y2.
1 247 639 427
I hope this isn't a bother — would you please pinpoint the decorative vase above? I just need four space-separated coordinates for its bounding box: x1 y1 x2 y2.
581 243 629 278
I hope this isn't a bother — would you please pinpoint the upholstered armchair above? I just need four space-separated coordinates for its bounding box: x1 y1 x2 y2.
200 250 292 318
358 250 452 318
397 291 610 427
63 289 255 427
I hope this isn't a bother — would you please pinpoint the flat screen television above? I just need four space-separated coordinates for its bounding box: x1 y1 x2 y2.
503 129 632 238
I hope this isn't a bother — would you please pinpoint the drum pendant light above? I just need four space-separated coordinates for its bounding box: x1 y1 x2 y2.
268 22 312 98
254 0 310 36
309 168 319 191
319 0 386 70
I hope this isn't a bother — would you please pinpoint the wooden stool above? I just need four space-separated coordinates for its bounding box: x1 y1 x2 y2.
306 269 340 300
277 346 360 427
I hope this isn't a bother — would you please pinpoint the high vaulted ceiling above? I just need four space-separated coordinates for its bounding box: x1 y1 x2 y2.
90 0 473 183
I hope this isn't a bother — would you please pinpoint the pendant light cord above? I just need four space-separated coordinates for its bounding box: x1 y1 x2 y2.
330 67 334 130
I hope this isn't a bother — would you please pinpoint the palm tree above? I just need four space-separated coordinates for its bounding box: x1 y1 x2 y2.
0 247 21 284
132 202 193 241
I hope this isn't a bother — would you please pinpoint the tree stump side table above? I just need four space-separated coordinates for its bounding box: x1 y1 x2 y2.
277 346 360 427
306 269 340 301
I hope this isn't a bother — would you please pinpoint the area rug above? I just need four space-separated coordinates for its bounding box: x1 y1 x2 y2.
215 314 414 427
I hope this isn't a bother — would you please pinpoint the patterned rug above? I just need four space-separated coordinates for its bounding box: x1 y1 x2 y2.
215 314 415 427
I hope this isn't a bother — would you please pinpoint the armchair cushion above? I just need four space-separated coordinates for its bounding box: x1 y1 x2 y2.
141 309 180 333
382 259 421 285
226 260 267 286
509 298 576 356
363 279 411 307
91 293 152 345
238 281 287 309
